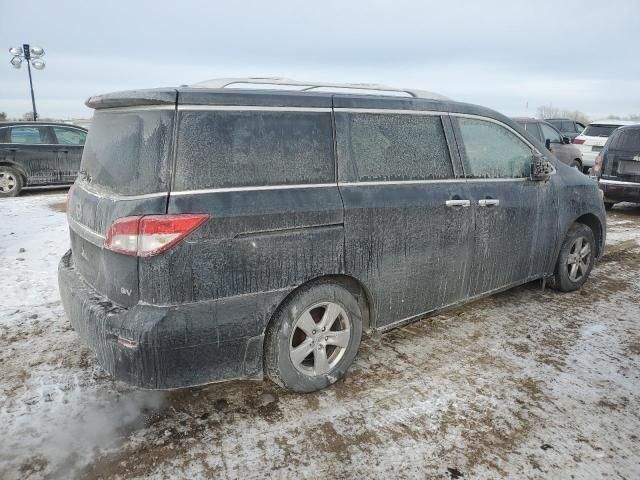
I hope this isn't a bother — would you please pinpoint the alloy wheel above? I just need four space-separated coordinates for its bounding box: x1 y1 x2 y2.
0 171 17 193
567 236 592 282
289 302 351 376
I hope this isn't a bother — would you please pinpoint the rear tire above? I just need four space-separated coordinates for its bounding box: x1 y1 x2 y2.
604 202 615 211
569 159 582 170
0 166 23 197
552 223 595 292
264 281 363 393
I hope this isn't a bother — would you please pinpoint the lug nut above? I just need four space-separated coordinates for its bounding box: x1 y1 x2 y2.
312 330 316 334
322 327 326 332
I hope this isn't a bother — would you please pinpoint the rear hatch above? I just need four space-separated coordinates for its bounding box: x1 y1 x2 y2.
602 128 640 183
574 124 622 155
67 90 177 307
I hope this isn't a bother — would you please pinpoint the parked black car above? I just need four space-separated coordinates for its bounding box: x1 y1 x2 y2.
58 79 606 393
595 124 640 209
546 118 586 140
0 121 87 197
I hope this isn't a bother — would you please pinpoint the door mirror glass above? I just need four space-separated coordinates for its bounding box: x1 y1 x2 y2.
563 136 571 144
531 154 551 181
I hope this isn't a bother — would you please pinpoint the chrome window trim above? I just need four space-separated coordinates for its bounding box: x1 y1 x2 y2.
75 182 168 201
169 183 337 196
334 108 447 116
178 105 332 112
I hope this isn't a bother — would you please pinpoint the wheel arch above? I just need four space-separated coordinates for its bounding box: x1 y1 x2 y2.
0 161 28 182
266 274 375 334
574 213 604 257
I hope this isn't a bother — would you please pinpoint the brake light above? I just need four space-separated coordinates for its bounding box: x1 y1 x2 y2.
573 138 585 144
104 214 209 257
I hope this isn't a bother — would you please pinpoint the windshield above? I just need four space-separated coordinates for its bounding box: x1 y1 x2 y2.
583 124 620 137
80 108 174 195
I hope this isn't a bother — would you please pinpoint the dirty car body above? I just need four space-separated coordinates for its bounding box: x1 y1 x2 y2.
0 121 87 195
58 83 606 390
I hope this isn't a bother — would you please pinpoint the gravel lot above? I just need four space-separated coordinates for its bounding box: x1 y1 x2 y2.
1 192 639 480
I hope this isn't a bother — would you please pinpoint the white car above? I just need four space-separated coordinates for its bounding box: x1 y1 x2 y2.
573 120 639 168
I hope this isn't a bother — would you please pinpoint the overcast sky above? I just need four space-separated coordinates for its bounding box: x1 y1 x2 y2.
1 0 639 120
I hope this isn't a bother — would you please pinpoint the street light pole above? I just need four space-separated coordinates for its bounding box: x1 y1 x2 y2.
23 44 38 121
8 44 46 121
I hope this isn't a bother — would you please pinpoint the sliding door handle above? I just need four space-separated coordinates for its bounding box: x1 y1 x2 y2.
478 199 500 207
445 199 471 207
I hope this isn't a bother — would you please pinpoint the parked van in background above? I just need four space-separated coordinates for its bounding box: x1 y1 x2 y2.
545 118 585 141
58 78 606 393
595 124 640 209
573 120 639 171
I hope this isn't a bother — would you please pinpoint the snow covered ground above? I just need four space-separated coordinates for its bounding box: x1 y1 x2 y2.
1 192 639 479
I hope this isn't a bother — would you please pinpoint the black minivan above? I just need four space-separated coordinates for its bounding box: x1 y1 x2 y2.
0 121 87 196
58 79 606 392
596 124 640 209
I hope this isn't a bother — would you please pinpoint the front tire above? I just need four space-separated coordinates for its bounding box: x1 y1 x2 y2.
0 166 23 197
552 223 595 292
264 282 363 393
569 159 582 170
604 202 615 211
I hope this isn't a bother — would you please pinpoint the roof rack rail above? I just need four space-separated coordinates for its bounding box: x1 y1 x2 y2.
190 77 449 100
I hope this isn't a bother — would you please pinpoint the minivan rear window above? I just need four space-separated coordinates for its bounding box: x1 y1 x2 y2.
174 110 334 190
610 129 640 151
81 109 174 195
583 124 620 137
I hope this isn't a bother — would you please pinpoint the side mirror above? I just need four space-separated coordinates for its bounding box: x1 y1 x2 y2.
545 138 551 150
531 154 551 181
563 136 571 144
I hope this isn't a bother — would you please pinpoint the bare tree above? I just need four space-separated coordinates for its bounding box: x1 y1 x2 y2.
536 105 590 125
22 111 36 121
0 112 7 121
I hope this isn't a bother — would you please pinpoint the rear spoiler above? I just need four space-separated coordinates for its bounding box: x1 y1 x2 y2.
86 88 178 109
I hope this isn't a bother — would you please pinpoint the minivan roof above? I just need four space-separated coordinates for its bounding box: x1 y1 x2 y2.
0 121 87 130
588 119 639 126
190 77 449 101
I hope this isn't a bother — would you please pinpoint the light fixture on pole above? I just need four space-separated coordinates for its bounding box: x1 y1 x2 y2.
8 44 46 121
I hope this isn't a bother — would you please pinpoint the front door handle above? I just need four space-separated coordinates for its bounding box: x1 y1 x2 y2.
478 199 500 207
445 199 471 207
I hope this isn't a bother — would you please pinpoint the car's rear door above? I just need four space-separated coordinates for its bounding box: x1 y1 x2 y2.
7 125 59 185
51 126 87 183
335 101 474 329
451 115 558 296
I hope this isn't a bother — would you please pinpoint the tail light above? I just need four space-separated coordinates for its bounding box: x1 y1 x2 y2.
572 138 585 144
105 214 209 257
593 152 604 176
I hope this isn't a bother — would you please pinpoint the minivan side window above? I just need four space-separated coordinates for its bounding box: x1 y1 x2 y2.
457 117 532 178
9 126 49 144
336 113 453 182
541 123 562 143
53 127 87 145
175 111 334 189
524 122 543 142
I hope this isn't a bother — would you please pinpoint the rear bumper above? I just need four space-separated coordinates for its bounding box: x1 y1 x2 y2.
58 250 283 389
599 178 640 203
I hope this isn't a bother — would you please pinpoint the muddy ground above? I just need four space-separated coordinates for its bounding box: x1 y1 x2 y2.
1 193 639 479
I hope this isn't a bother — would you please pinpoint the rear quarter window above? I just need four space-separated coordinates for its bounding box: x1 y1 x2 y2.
610 129 640 151
81 109 174 195
174 110 334 189
335 112 453 182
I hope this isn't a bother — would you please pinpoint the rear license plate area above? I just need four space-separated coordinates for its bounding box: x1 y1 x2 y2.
591 145 603 152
